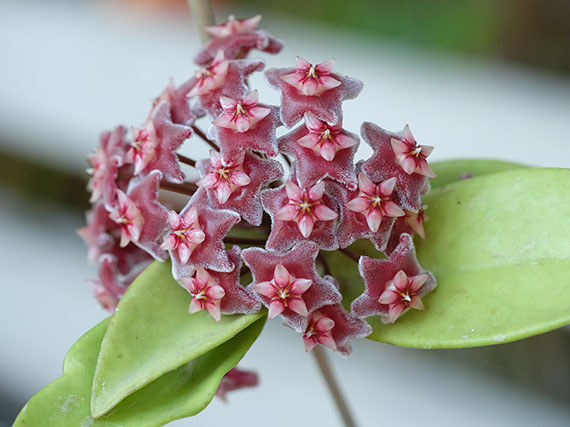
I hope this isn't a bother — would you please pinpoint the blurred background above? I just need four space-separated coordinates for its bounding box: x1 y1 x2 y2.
1 0 569 426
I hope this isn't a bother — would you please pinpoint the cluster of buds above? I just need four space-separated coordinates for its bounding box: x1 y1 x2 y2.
80 15 437 387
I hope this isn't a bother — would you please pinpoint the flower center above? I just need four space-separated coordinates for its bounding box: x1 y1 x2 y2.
396 289 412 303
235 103 247 116
320 128 332 141
307 65 317 79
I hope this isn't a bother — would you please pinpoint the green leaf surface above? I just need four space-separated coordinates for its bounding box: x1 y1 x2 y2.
368 168 570 348
430 158 526 189
91 260 265 418
14 316 265 426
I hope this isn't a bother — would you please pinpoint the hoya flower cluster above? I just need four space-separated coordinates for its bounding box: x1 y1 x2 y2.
79 15 437 362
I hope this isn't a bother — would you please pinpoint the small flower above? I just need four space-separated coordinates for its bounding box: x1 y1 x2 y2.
265 60 363 127
195 15 283 65
197 151 283 226
352 234 436 324
216 367 259 401
212 90 271 133
303 311 336 352
182 267 226 321
206 15 263 39
347 173 405 232
252 264 313 319
379 270 429 323
168 189 240 278
280 57 341 96
196 150 251 204
243 242 342 332
296 112 358 161
161 208 206 264
126 125 159 176
386 207 428 254
303 302 372 356
276 180 338 239
188 50 230 97
153 78 198 127
109 189 144 248
360 122 431 212
390 125 436 178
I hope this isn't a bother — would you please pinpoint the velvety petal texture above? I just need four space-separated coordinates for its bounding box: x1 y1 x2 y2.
243 242 342 332
352 233 436 323
265 62 363 127
360 122 431 212
197 151 284 225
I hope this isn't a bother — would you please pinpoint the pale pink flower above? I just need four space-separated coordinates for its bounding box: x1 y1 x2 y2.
252 263 312 319
275 180 338 238
281 57 341 96
385 206 428 254
188 50 230 97
108 189 144 247
303 311 336 352
125 124 159 176
296 112 358 161
196 150 251 204
86 144 107 203
206 15 262 39
212 90 270 133
180 267 226 321
379 270 429 323
161 207 206 265
347 173 405 232
391 125 436 178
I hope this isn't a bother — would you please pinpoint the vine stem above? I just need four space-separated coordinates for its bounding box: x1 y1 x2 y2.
312 346 358 427
187 0 216 42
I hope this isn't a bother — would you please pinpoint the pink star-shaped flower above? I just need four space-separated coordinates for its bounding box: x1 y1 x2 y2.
262 180 339 251
265 58 363 127
360 122 431 212
87 126 129 208
125 101 192 183
326 179 396 251
278 113 358 189
195 15 283 66
243 242 342 332
197 150 283 226
190 54 265 118
167 189 240 278
108 170 170 261
178 247 261 321
347 173 405 232
280 57 341 97
161 207 206 265
391 125 436 178
251 263 313 320
209 96 280 164
153 78 198 127
385 207 428 254
303 303 372 356
212 90 271 133
351 233 436 323
216 367 259 401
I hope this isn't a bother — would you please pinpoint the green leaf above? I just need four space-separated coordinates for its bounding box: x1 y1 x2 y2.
91 260 265 418
14 319 109 427
430 158 526 189
14 316 265 426
368 168 570 348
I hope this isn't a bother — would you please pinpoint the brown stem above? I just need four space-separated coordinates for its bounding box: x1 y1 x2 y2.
317 253 332 276
312 346 358 427
160 181 198 197
192 125 219 151
187 0 216 43
177 154 196 167
339 248 360 263
224 236 267 246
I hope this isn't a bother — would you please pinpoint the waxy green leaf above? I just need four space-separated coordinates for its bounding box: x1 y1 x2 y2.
14 316 265 426
91 260 265 418
430 158 526 189
368 168 570 347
